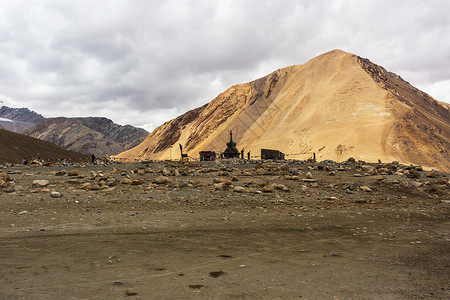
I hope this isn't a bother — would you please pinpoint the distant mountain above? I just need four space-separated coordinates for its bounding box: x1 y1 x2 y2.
0 105 149 157
118 49 450 171
0 128 88 164
0 106 46 133
24 117 149 157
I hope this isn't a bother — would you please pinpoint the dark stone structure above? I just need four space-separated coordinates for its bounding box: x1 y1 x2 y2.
199 151 216 161
223 130 240 159
261 148 285 160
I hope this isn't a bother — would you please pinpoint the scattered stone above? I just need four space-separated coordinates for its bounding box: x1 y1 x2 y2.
234 186 246 193
68 170 81 177
51 191 62 198
426 171 437 178
154 176 170 184
306 172 313 179
301 178 318 182
32 180 50 187
262 185 273 193
373 176 385 181
121 178 132 184
360 186 372 192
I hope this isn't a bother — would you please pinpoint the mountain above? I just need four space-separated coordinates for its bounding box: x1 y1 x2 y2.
0 128 88 164
24 117 149 157
0 106 46 133
117 49 450 171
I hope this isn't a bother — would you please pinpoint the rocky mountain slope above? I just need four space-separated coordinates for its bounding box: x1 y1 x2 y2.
0 128 88 164
117 49 450 171
0 106 46 133
25 117 149 157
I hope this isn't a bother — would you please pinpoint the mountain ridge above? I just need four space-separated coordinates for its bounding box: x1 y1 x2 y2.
117 49 450 171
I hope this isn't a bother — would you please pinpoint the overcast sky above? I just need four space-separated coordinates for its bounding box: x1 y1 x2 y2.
0 0 449 131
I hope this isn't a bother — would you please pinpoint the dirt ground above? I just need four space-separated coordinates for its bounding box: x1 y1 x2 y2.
0 160 449 299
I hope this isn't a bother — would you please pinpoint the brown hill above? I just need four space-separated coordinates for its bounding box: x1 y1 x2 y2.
117 50 450 171
25 117 149 157
0 128 88 164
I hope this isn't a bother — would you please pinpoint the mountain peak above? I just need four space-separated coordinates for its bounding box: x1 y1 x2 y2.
118 50 449 171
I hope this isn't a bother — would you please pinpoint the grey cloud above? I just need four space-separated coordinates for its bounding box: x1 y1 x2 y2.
0 0 449 131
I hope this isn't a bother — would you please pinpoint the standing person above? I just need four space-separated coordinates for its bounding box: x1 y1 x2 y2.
22 158 28 165
91 154 96 164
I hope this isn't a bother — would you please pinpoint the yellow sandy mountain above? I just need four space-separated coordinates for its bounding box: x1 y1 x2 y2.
117 50 450 171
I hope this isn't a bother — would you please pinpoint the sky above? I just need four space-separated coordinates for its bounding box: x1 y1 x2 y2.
0 0 449 132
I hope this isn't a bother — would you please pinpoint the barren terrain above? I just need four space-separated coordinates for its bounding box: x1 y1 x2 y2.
1 159 449 299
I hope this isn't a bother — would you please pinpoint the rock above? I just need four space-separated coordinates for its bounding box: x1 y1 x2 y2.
234 186 246 193
360 186 372 192
231 176 239 181
81 183 92 190
214 182 230 191
121 178 132 184
373 176 385 181
406 170 420 178
262 185 273 193
242 171 252 176
131 179 143 185
328 171 336 176
68 170 81 177
426 171 437 178
289 168 299 175
51 191 62 198
32 180 50 187
279 163 290 171
90 184 102 190
174 169 180 176
0 173 12 182
55 170 66 176
301 178 318 182
306 172 313 179
40 188 51 193
154 176 170 184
